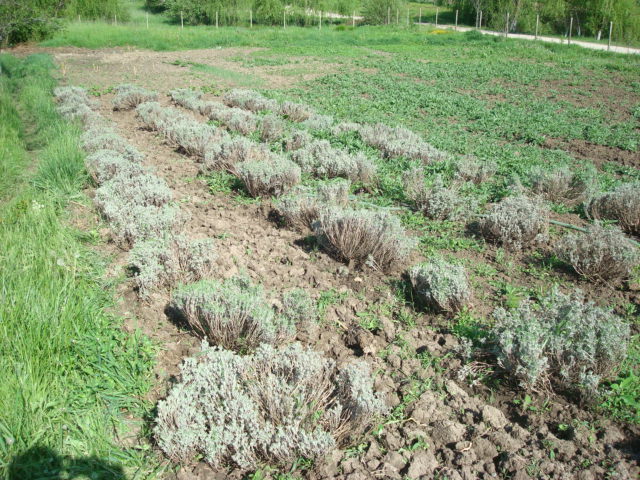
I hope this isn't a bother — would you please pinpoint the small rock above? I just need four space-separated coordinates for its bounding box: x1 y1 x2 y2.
482 405 508 430
383 451 407 471
431 420 466 446
406 449 438 478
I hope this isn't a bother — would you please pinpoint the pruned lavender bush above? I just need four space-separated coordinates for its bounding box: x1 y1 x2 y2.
171 277 295 351
81 127 142 160
85 149 145 184
291 140 375 183
202 136 273 174
276 180 351 231
403 169 468 220
198 100 227 118
169 88 203 111
491 288 629 394
108 203 184 248
217 108 259 135
531 167 594 206
314 207 415 271
95 172 173 211
358 123 448 163
113 84 158 111
285 129 312 152
54 86 94 106
281 289 318 324
136 101 179 131
480 195 548 250
223 89 278 112
129 235 217 297
588 182 640 236
455 155 497 184
154 342 386 469
302 114 334 132
280 100 315 122
237 158 301 198
163 117 222 158
556 223 639 284
55 86 101 124
260 114 286 142
331 122 361 136
409 259 472 313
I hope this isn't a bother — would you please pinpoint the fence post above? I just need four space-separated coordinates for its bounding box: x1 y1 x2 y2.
216 10 218 29
419 8 422 24
181 11 184 29
396 9 399 25
505 12 509 37
568 17 573 45
608 21 612 50
535 14 539 39
250 9 253 28
479 10 483 28
435 8 439 26
406 9 409 26
455 10 458 30
319 11 322 30
283 10 286 28
352 11 355 27
146 12 149 29
387 7 390 25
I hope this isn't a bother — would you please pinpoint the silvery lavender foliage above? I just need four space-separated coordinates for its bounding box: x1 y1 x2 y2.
556 223 639 284
491 288 629 394
275 180 351 231
237 158 301 198
588 182 640 236
260 114 286 142
480 194 548 250
112 84 158 111
291 140 375 183
302 114 334 132
163 117 222 158
281 288 318 324
454 155 497 184
331 122 361 136
314 207 415 271
280 100 315 122
85 149 145 184
136 101 178 131
358 123 448 163
409 258 472 313
403 169 469 220
108 203 184 248
54 86 102 125
169 88 204 111
217 108 260 135
154 341 386 469
222 89 279 112
171 277 296 352
530 166 594 206
81 126 142 160
285 129 313 151
129 235 217 297
202 136 273 174
54 86 95 106
95 172 173 210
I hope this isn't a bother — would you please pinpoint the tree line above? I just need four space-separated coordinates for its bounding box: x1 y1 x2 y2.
445 0 640 42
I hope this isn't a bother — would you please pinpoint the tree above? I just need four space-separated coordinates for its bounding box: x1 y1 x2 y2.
0 0 65 46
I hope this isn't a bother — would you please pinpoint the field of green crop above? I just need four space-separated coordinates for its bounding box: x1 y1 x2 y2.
1 2 639 478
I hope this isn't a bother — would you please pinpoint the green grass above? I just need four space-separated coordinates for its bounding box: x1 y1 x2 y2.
0 54 157 479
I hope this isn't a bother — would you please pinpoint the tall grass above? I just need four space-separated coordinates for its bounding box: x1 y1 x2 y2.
0 54 156 478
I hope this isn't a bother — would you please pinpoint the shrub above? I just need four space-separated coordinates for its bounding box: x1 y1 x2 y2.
129 235 217 297
95 172 173 211
302 114 334 131
198 100 228 118
480 195 548 250
85 149 145 184
314 207 415 271
531 167 594 206
358 123 448 162
203 137 273 174
491 288 629 394
276 180 351 231
136 101 179 131
81 127 142 160
108 203 184 248
281 289 318 324
54 86 93 106
163 117 222 158
237 158 301 198
260 114 286 142
455 155 497 184
363 0 405 24
409 259 472 313
217 108 259 135
223 89 278 112
113 84 158 111
154 342 386 469
171 277 295 351
169 88 203 111
588 182 640 236
555 223 639 284
403 169 468 220
280 100 315 122
54 86 100 124
285 129 312 151
331 122 361 136
291 140 375 183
